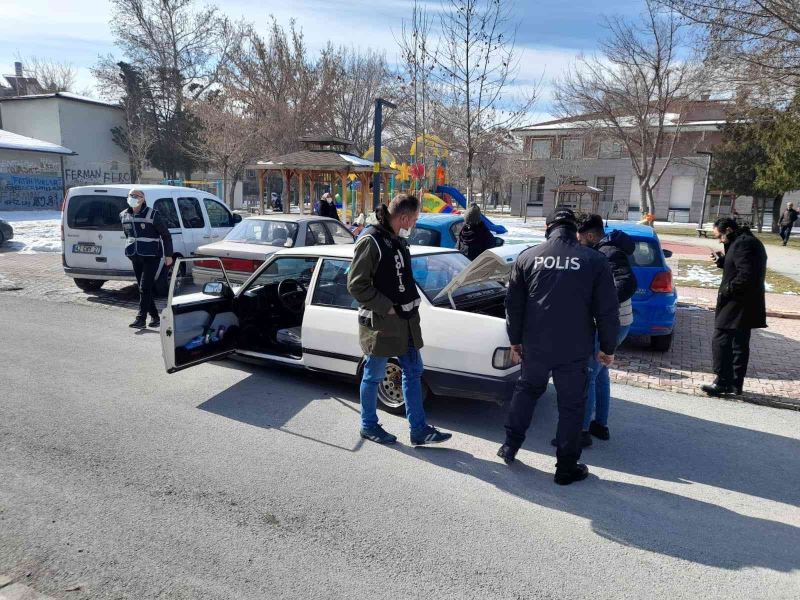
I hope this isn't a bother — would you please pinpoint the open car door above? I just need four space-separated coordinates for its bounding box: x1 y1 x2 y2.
161 257 241 373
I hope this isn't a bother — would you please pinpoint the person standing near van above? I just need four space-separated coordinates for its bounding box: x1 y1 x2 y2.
347 194 452 446
120 189 173 329
498 208 619 485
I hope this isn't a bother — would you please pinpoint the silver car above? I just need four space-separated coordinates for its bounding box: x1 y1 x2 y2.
192 215 355 284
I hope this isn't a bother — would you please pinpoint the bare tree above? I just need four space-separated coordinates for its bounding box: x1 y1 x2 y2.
663 0 800 99
554 0 704 217
430 0 537 203
16 54 77 92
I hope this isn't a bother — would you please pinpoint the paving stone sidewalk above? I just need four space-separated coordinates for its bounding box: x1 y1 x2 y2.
2 251 798 409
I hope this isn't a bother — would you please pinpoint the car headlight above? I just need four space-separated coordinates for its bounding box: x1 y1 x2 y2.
493 347 520 369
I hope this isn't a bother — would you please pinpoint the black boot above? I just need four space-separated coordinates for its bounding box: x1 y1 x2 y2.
588 421 610 441
129 316 146 329
497 444 518 465
149 316 161 328
701 383 734 397
554 463 589 486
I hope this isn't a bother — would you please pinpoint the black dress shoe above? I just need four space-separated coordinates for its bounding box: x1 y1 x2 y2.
497 444 518 464
701 383 734 397
129 316 146 329
149 317 160 328
554 463 590 486
588 421 610 441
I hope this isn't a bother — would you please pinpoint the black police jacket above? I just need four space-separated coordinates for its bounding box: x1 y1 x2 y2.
505 226 620 363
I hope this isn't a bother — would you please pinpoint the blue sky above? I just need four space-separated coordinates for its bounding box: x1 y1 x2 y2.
0 0 645 121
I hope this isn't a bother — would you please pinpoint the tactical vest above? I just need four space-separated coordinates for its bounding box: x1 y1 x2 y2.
121 206 163 258
358 225 421 320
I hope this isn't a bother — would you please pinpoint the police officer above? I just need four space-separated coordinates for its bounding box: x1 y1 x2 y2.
120 189 173 329
497 208 619 485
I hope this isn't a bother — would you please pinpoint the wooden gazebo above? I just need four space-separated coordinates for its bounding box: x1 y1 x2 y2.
254 136 397 223
553 182 603 215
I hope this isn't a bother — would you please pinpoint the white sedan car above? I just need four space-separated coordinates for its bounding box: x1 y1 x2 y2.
160 245 526 413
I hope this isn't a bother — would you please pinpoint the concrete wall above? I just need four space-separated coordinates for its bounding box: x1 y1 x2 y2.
57 100 130 187
0 98 61 143
0 149 63 210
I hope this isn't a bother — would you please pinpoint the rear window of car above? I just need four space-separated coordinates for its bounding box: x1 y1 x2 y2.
408 226 441 246
66 194 128 230
630 240 663 267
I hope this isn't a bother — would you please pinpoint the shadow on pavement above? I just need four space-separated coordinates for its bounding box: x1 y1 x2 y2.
193 359 800 572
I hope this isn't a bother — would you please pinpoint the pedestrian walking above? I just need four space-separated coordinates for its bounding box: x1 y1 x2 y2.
498 208 619 485
120 189 173 329
778 202 798 246
702 217 767 397
457 203 496 260
347 194 452 446
575 214 636 446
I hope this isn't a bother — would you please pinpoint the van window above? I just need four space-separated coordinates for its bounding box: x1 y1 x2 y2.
203 198 234 228
177 197 206 229
153 198 180 229
66 194 128 230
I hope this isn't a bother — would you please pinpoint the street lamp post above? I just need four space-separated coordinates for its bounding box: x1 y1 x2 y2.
697 151 713 228
372 98 397 209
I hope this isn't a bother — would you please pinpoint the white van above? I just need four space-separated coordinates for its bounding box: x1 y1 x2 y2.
62 184 240 294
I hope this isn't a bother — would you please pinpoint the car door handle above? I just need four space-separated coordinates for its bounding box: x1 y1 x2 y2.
202 235 211 239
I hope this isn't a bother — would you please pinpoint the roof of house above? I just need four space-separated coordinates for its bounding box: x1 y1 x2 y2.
256 150 394 173
0 91 122 110
0 128 75 155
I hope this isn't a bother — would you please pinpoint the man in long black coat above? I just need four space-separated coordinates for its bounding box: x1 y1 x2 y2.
702 217 767 397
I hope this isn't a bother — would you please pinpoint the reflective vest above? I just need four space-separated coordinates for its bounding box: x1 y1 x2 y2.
121 206 164 258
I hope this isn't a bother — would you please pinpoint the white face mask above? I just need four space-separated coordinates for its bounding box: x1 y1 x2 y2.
398 227 412 239
127 196 140 209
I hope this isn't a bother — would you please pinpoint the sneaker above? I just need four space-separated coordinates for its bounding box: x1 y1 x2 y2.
411 425 452 446
588 420 610 441
129 316 146 329
497 444 518 465
360 424 397 445
551 432 592 448
701 383 735 397
554 463 590 486
149 317 161 328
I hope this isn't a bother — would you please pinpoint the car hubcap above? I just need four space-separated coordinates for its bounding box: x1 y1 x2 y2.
379 363 405 408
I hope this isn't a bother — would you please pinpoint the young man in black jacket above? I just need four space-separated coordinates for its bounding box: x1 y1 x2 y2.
457 204 496 260
498 208 619 485
702 218 767 397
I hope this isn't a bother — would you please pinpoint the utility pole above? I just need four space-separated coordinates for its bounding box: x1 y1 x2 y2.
372 98 397 209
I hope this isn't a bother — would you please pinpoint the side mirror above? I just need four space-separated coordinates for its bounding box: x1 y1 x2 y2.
494 237 505 247
203 281 231 298
663 249 673 258
233 213 243 223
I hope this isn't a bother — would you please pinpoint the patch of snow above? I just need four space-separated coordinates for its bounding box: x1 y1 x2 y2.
0 129 74 154
674 264 721 287
0 210 62 254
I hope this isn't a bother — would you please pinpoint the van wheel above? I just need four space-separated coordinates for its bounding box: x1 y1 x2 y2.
374 359 430 415
74 278 105 292
650 333 673 352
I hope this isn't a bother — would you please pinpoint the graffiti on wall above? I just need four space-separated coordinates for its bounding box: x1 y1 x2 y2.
0 158 63 210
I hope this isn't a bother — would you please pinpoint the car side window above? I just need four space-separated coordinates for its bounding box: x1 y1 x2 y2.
203 198 234 228
153 197 180 229
324 222 355 245
306 222 330 246
177 197 205 229
408 227 441 246
247 257 319 289
312 259 357 309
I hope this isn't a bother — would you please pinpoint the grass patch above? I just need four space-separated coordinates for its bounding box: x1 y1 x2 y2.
675 259 800 295
657 225 800 249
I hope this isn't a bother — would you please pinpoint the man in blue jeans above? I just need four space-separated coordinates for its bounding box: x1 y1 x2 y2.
576 215 636 445
347 194 452 446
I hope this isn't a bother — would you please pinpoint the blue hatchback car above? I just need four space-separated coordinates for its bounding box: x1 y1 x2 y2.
409 213 467 248
607 222 678 351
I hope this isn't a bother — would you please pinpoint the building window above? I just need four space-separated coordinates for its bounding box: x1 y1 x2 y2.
561 138 583 159
245 169 256 178
530 139 552 159
596 176 615 205
527 177 545 206
598 140 622 158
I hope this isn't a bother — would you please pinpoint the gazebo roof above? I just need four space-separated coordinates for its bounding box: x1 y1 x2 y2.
255 150 395 173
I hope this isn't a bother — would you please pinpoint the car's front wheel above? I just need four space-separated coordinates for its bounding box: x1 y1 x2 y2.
650 333 673 352
375 359 430 415
74 278 105 292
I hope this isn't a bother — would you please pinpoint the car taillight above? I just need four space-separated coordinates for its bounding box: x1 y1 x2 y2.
197 258 262 272
651 271 673 293
195 259 220 269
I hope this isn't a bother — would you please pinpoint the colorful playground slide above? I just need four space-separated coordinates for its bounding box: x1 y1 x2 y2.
436 185 508 234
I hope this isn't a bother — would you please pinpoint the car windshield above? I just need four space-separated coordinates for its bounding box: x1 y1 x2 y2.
225 219 299 246
411 252 505 303
67 194 128 230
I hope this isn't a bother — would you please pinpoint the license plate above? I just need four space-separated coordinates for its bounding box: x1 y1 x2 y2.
73 243 102 255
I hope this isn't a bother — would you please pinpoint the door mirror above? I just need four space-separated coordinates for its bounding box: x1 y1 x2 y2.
233 213 243 223
203 281 232 298
662 249 673 258
494 237 505 247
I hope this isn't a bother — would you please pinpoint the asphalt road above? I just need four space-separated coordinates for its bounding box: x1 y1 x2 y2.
1 294 799 600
